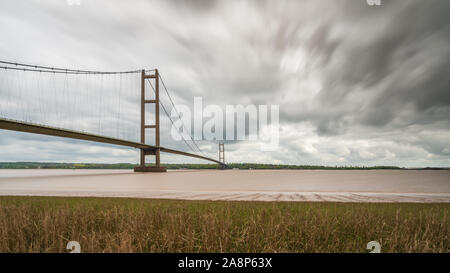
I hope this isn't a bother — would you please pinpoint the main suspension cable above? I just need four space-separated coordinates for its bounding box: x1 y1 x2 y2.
0 60 155 75
158 72 209 156
146 78 206 157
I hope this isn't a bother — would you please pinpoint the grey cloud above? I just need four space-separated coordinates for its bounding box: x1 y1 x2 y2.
275 0 450 137
0 0 449 167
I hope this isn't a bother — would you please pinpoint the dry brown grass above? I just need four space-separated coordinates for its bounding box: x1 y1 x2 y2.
0 196 448 253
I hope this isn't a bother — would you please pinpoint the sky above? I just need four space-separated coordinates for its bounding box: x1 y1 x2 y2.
0 0 449 167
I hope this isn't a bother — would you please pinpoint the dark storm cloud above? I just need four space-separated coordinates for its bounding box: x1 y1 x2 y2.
276 0 450 136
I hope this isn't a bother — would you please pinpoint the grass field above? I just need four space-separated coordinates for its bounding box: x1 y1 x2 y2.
0 196 448 253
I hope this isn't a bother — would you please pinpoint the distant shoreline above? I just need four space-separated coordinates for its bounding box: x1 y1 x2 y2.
0 162 448 170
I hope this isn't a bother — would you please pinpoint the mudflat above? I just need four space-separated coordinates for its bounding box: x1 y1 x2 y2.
0 169 449 203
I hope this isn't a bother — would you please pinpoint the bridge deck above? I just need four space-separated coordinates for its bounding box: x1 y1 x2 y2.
0 117 223 165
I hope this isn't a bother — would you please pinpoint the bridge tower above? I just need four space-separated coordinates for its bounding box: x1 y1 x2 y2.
134 69 167 172
219 142 225 168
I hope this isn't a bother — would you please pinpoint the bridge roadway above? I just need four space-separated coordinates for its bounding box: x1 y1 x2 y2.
0 117 224 165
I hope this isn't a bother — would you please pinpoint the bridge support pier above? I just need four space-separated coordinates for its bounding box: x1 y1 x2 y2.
219 143 226 169
134 165 167 172
134 69 167 173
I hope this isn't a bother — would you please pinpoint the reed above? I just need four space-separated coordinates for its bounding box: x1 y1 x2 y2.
0 196 447 253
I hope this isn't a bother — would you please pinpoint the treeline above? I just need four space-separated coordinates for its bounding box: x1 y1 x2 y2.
0 162 404 170
225 163 402 170
0 162 136 169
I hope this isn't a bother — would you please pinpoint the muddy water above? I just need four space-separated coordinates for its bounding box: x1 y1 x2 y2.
0 169 449 203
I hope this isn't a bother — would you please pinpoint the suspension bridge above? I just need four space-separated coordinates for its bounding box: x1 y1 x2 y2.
0 61 226 172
